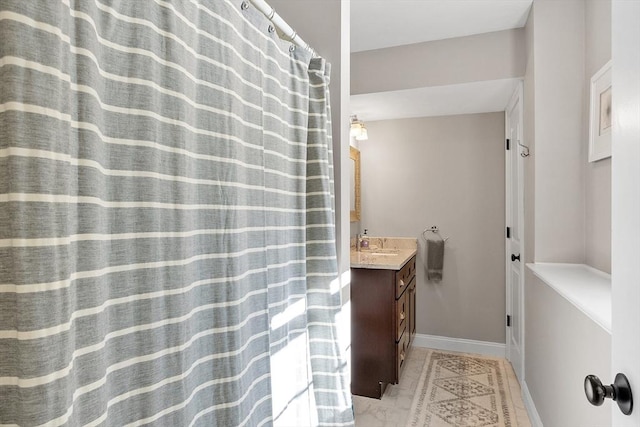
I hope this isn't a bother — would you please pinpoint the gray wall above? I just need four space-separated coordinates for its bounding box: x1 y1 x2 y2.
523 7 536 265
531 0 586 263
351 29 525 95
526 0 611 272
359 113 506 344
584 0 612 273
522 0 611 271
525 271 611 427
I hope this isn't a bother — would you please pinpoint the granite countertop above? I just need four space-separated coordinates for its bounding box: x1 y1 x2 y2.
350 237 417 270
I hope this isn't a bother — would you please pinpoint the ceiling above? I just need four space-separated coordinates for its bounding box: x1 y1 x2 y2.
350 0 532 121
351 0 533 53
351 78 521 122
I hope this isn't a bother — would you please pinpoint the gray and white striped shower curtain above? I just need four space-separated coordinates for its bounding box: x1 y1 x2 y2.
0 1 354 425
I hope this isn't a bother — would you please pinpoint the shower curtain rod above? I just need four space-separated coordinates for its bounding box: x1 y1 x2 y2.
248 0 316 55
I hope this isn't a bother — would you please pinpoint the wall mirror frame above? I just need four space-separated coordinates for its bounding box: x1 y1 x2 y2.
350 146 361 222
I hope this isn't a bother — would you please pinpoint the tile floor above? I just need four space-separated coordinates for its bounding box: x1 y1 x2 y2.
351 347 532 427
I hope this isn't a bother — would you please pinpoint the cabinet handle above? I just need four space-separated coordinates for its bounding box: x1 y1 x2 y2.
400 311 405 320
399 279 405 288
400 351 405 363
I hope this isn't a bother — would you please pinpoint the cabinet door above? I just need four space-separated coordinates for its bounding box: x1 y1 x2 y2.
396 328 409 381
396 288 408 342
408 278 416 347
350 267 396 398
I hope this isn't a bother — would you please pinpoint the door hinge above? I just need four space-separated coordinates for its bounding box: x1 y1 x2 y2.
506 227 511 238
506 138 511 150
507 315 512 327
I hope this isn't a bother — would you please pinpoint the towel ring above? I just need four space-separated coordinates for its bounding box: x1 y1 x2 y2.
422 226 449 242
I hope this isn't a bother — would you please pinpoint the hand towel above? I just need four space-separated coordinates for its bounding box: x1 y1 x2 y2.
427 239 445 282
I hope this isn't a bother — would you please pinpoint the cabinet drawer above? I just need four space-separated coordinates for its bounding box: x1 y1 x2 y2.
396 289 408 342
396 329 409 378
395 256 416 298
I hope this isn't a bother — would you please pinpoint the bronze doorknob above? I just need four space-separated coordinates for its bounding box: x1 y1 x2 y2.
585 373 633 415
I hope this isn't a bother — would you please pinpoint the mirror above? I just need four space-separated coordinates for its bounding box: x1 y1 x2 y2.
350 146 361 222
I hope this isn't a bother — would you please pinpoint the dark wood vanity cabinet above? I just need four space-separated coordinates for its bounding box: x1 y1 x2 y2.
351 255 416 398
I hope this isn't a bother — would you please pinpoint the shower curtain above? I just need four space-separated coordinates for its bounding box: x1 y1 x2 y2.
0 1 353 426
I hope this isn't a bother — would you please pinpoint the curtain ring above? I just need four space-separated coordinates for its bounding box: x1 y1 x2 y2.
268 25 275 34
267 8 276 19
240 1 249 10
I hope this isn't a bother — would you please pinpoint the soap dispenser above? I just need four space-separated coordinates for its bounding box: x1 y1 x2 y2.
361 229 369 249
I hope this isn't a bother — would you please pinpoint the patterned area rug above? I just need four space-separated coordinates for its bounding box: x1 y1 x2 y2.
406 350 519 427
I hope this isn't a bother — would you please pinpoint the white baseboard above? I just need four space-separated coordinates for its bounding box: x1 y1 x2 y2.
521 381 544 427
413 333 506 358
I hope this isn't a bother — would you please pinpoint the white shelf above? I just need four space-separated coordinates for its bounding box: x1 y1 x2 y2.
527 263 611 334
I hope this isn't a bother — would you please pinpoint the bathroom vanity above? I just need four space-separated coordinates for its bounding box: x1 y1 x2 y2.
350 238 417 399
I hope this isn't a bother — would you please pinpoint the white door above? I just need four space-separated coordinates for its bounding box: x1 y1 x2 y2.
505 82 525 383
611 2 640 425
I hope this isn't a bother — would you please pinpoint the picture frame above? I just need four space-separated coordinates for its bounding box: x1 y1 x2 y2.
349 146 361 222
588 60 612 162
